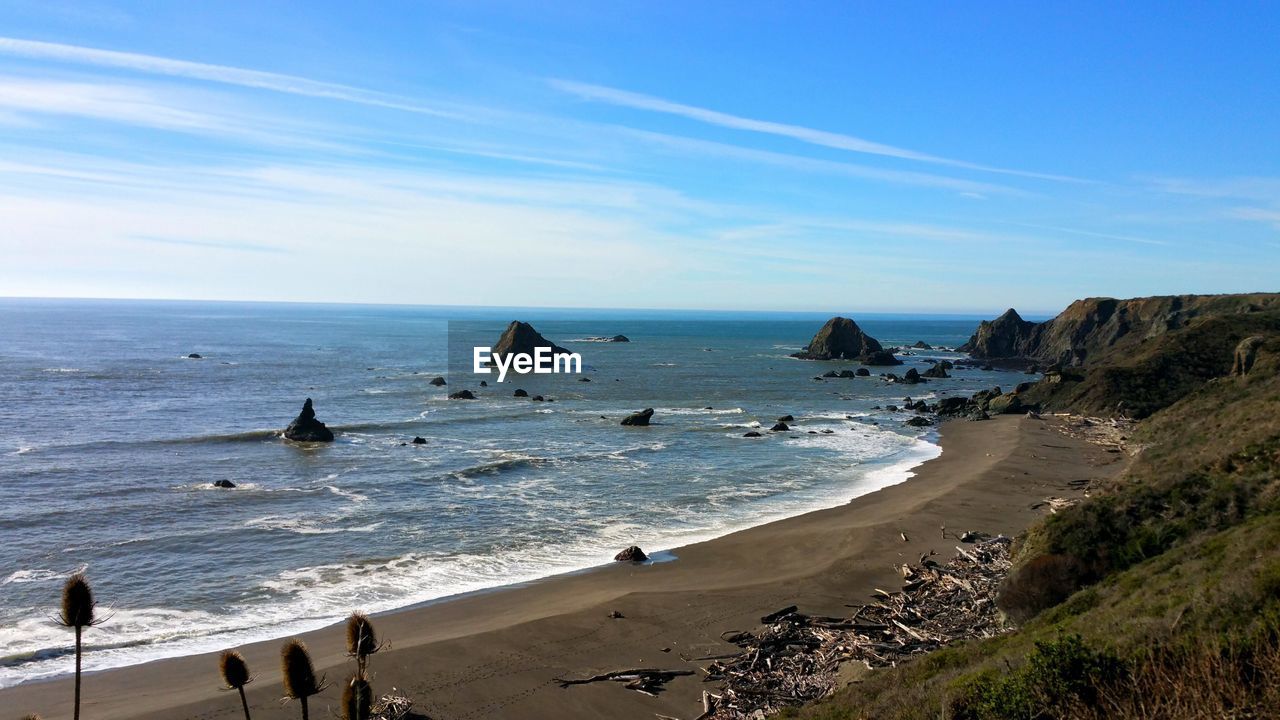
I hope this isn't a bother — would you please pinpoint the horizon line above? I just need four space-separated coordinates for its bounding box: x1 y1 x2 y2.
0 293 1061 319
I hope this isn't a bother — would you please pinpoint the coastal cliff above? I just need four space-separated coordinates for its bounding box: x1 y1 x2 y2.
960 293 1280 366
786 293 1280 719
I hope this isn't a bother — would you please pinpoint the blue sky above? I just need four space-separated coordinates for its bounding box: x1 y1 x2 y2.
0 1 1277 314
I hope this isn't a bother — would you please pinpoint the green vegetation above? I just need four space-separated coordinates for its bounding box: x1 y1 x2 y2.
779 305 1280 719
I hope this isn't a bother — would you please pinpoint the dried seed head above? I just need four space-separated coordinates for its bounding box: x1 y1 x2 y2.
220 650 251 689
345 612 378 659
280 640 319 699
59 573 95 628
342 676 372 720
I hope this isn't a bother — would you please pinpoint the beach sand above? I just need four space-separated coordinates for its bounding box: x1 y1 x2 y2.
3 415 1126 720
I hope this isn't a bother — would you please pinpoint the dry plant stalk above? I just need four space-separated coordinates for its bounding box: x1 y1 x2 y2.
57 573 101 720
219 650 253 720
281 639 325 720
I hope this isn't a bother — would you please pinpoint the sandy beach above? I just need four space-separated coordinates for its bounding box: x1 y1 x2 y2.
3 415 1125 720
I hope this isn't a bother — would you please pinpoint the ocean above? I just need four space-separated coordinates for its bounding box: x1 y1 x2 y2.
0 299 1015 687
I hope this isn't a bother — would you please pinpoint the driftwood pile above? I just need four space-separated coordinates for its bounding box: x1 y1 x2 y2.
693 535 1014 719
371 691 415 720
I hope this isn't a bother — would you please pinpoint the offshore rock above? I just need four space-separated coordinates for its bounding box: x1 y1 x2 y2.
283 398 335 442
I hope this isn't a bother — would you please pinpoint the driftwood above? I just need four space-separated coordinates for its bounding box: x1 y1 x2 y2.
555 668 695 696
371 692 414 720
694 535 1014 719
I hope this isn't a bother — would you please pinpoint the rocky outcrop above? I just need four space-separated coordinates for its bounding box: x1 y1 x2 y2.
770 422 790 432
212 479 236 488
958 309 1041 360
411 436 426 445
856 368 871 377
449 390 477 400
960 294 1280 366
513 388 529 397
1232 336 1265 376
621 408 654 426
492 321 572 361
905 416 933 427
911 341 932 349
615 546 648 562
429 376 447 386
283 398 335 442
922 362 951 379
792 317 900 365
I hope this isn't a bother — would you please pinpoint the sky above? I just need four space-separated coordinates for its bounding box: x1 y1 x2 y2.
0 1 1277 315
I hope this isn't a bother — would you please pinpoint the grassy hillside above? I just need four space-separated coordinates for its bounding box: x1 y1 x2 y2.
777 304 1280 719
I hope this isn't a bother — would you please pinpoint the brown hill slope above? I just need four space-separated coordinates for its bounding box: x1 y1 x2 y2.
960 293 1280 366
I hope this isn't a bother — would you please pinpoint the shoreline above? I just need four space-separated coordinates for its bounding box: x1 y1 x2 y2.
2 415 1125 719
0 428 939 690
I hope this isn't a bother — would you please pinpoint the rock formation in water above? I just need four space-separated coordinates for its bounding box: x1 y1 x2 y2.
621 408 655 426
429 376 446 386
449 390 477 400
492 321 572 360
615 546 648 562
791 317 900 365
283 398 335 442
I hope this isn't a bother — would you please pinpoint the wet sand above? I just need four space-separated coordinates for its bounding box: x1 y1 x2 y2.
2 415 1125 720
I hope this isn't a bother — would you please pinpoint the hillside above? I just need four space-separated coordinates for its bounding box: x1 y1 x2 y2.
959 293 1280 367
779 293 1280 719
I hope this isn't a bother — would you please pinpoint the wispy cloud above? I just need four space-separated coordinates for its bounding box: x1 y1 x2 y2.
619 128 1022 196
549 79 1085 184
130 235 290 254
997 220 1167 246
1228 207 1280 230
0 37 460 118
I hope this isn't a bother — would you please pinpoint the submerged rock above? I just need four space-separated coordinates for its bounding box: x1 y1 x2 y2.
187 353 203 359
212 479 236 488
411 436 427 445
429 376 447 386
856 368 871 377
615 546 648 562
770 422 790 432
743 431 763 437
621 408 655 426
283 398 335 442
513 388 529 397
449 390 477 400
777 414 795 422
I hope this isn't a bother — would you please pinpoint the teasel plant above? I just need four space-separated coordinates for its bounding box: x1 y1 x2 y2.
345 612 382 679
342 675 373 720
219 650 254 720
57 572 105 720
280 639 326 720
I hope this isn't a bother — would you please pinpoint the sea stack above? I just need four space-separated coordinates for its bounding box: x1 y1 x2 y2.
492 321 572 361
620 408 655 426
957 308 1039 360
283 398 335 442
792 317 901 365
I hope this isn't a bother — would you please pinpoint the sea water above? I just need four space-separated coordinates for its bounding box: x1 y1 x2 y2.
0 299 1016 687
